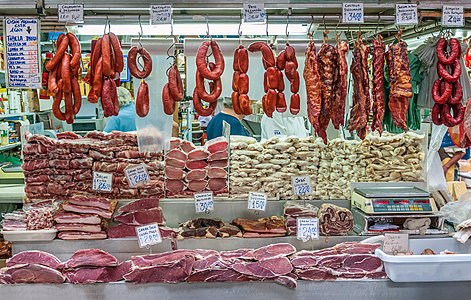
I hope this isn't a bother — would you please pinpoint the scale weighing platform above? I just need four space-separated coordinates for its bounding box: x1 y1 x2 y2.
351 186 438 214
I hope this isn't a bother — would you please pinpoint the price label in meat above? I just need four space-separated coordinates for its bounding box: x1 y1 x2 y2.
243 3 266 23
150 5 172 25
124 164 150 188
342 3 364 24
195 192 214 213
383 233 409 254
58 4 84 23
136 223 162 248
248 192 267 211
297 218 319 241
442 5 464 27
395 4 418 25
292 176 312 196
92 171 113 192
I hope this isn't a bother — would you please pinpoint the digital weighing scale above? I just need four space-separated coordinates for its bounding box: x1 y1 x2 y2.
351 186 438 214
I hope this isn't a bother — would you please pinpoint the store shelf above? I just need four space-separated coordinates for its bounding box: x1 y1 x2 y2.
0 142 20 152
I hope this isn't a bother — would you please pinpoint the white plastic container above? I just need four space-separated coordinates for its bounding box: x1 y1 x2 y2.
1 229 57 242
376 238 471 282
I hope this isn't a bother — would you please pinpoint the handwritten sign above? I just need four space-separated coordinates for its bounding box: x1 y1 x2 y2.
150 5 172 25
297 218 319 241
5 18 41 89
58 4 84 23
248 192 267 211
195 192 214 213
292 176 312 196
243 3 266 23
92 171 113 192
383 233 409 254
136 223 162 248
396 4 418 25
442 5 464 27
342 3 364 23
125 164 150 187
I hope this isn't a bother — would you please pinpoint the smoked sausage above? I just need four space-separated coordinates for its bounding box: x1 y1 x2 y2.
136 81 149 117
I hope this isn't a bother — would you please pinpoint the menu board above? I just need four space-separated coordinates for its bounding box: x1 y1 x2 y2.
4 18 41 89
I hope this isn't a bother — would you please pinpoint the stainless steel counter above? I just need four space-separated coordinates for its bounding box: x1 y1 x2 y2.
0 184 24 204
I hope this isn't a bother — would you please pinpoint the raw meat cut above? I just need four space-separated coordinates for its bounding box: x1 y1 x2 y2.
169 137 181 149
316 254 383 275
166 180 185 193
220 249 254 261
187 149 209 161
232 257 292 278
56 223 102 233
124 256 194 283
118 197 161 213
188 180 207 192
131 250 196 268
58 231 107 240
232 216 287 234
207 167 227 178
62 249 118 269
318 203 354 235
0 264 65 283
295 267 336 281
107 224 175 239
273 273 298 289
208 150 228 161
167 149 187 161
186 169 207 181
252 243 297 261
63 261 132 284
62 203 112 219
186 160 208 170
187 269 251 282
113 207 165 225
208 159 228 168
208 178 227 191
165 157 186 168
205 137 228 153
165 166 185 179
70 158 93 169
7 251 62 269
68 195 111 210
180 140 196 153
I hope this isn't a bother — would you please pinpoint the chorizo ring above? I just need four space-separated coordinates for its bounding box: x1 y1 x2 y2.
195 70 222 103
442 103 465 126
448 81 463 105
192 88 216 117
431 103 443 126
438 60 461 83
46 34 69 71
71 76 82 115
67 32 81 72
196 41 225 80
61 54 71 94
432 79 452 104
436 38 460 66
52 79 65 121
109 32 124 72
128 46 153 79
168 64 184 101
248 41 275 68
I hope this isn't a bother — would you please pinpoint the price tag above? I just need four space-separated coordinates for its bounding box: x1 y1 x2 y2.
58 4 84 23
342 3 364 24
248 192 267 211
92 171 113 192
195 192 214 213
136 223 162 248
124 164 150 188
297 218 319 241
292 176 312 196
243 3 266 23
383 233 409 254
442 5 464 27
150 5 172 25
395 4 418 25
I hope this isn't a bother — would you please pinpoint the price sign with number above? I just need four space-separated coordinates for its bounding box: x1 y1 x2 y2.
297 218 319 241
92 171 113 192
292 176 313 196
136 223 162 248
442 5 464 27
342 3 364 24
58 4 84 23
125 164 150 188
383 233 409 254
396 4 418 25
195 192 214 213
248 192 267 211
150 5 172 25
243 3 266 23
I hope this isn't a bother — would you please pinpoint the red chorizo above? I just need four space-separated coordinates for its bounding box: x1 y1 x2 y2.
232 70 240 92
109 79 120 116
102 34 112 77
67 32 81 72
277 70 285 92
248 42 275 68
136 80 149 117
192 88 216 117
442 102 464 126
87 89 98 104
52 79 65 121
266 89 277 114
195 41 225 80
48 65 59 95
436 38 460 65
266 67 278 89
238 47 249 73
195 71 222 103
276 92 287 113
231 91 243 115
93 57 103 98
162 83 176 115
239 94 251 115
233 47 240 72
432 79 451 104
46 34 69 71
109 32 124 72
71 76 82 115
290 94 300 115
61 54 71 94
128 47 152 79
168 65 184 101
64 92 74 124
285 61 296 81
285 45 295 61
276 50 286 70
238 73 249 94
438 60 461 83
101 79 114 117
263 72 268 93
91 38 102 76
290 71 300 93
431 103 443 125
449 81 463 105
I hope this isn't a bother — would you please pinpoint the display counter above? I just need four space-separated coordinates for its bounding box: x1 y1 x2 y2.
0 184 24 204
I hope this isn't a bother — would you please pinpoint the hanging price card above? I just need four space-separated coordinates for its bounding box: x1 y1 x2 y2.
297 218 319 241
248 192 267 211
292 176 313 196
58 4 84 23
395 4 418 25
243 3 266 23
342 3 364 24
125 164 150 187
383 233 409 254
195 192 214 213
136 223 162 248
150 5 172 25
92 171 113 192
442 5 464 27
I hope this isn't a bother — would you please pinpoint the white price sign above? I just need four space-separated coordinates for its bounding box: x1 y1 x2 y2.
125 164 150 187
195 192 214 213
442 5 464 27
383 233 409 254
58 4 84 23
395 4 418 25
92 171 113 192
342 3 364 23
248 192 267 211
297 218 319 241
292 176 312 196
136 223 162 248
150 5 172 25
243 3 266 23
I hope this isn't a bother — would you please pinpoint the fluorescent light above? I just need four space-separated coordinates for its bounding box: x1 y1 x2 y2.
74 23 308 36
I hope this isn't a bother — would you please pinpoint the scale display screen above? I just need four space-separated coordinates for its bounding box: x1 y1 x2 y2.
372 198 432 212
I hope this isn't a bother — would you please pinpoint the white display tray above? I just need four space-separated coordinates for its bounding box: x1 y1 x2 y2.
1 229 57 242
376 238 471 282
